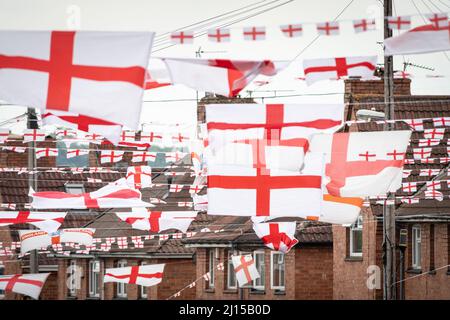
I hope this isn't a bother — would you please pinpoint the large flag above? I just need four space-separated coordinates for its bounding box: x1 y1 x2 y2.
0 273 50 300
0 211 67 232
207 153 324 217
253 222 299 253
206 103 344 171
161 58 288 97
104 264 165 287
320 194 363 225
231 255 260 287
303 56 377 85
126 165 152 189
309 130 411 197
115 209 197 233
0 31 154 129
384 23 450 55
19 228 95 254
30 180 151 209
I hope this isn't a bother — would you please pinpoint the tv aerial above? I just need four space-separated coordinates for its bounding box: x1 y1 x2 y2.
195 46 227 58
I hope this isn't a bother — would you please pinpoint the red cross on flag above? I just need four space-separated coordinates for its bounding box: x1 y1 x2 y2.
280 24 303 38
0 273 50 300
404 119 424 131
353 19 376 33
384 22 450 55
243 26 266 40
231 254 260 287
426 180 442 191
402 182 418 193
100 150 124 164
208 28 231 42
170 31 194 44
432 117 450 127
30 180 151 209
193 194 208 211
303 56 377 85
413 147 432 159
426 13 449 29
309 130 411 197
0 211 66 232
35 147 58 159
104 264 165 287
131 151 157 163
2 146 26 153
387 16 411 30
418 139 440 147
419 168 440 176
66 148 89 158
253 222 298 253
424 128 445 139
19 228 95 254
0 31 154 129
116 209 197 233
0 128 10 143
206 103 344 171
161 58 288 97
126 165 152 189
23 129 46 142
207 153 323 217
316 21 340 35
425 189 444 201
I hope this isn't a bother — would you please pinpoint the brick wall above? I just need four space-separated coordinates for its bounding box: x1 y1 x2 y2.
344 78 411 97
197 95 255 123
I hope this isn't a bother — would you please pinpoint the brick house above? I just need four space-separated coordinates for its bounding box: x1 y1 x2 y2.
333 78 450 300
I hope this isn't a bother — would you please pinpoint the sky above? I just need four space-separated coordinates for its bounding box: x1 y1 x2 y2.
0 0 450 134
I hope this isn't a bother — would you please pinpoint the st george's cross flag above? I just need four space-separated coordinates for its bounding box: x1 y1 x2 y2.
309 130 411 197
0 31 154 129
253 222 299 253
207 152 324 217
104 264 165 287
231 255 260 287
0 211 67 232
30 180 151 209
126 165 152 189
319 194 363 225
35 147 58 159
161 58 288 97
0 273 50 300
115 209 197 233
384 22 450 55
206 103 344 171
19 228 95 254
66 148 89 158
303 56 377 85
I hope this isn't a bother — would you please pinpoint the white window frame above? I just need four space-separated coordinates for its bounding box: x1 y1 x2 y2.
67 260 77 297
349 215 363 257
88 260 100 298
270 252 285 291
139 261 148 299
226 251 237 290
116 260 127 298
208 249 215 288
65 183 85 195
0 264 4 299
412 225 422 269
253 250 265 290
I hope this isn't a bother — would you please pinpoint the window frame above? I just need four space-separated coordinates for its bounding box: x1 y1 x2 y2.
349 215 363 257
207 249 215 289
270 251 285 291
412 225 422 269
67 260 77 297
139 261 148 299
65 183 85 195
226 251 237 290
116 260 127 298
0 264 4 299
252 250 265 291
88 260 101 298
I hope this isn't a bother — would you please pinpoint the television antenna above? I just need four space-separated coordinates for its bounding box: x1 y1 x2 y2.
195 46 227 58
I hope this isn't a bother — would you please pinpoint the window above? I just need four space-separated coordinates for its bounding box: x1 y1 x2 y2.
430 224 435 271
207 249 215 289
0 264 4 299
139 261 148 299
67 260 77 297
412 225 422 269
116 260 127 298
56 141 89 167
271 252 285 291
349 215 363 257
65 183 85 194
89 260 100 298
226 251 236 290
253 251 265 290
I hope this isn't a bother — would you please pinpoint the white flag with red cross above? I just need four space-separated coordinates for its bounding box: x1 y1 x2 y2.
384 22 450 55
413 147 432 159
0 211 66 232
231 255 260 287
280 24 303 38
353 19 376 33
207 152 324 217
303 56 377 85
387 16 412 30
253 222 298 253
19 228 95 254
432 117 450 127
30 180 151 209
206 103 344 171
243 26 266 40
207 28 231 43
309 130 411 197
0 31 154 129
100 150 124 164
170 31 194 44
66 148 89 158
424 128 445 139
116 209 197 233
23 129 46 142
426 13 449 28
131 151 157 163
161 58 288 97
0 273 50 300
35 147 58 159
316 22 340 35
126 165 152 189
42 112 123 144
192 193 208 211
104 264 165 287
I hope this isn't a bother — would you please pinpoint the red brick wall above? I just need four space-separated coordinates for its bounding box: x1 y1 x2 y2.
344 79 411 96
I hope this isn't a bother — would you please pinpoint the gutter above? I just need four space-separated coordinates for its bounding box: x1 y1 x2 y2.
47 253 194 259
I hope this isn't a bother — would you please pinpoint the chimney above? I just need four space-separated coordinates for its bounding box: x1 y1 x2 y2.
344 78 411 101
197 93 256 124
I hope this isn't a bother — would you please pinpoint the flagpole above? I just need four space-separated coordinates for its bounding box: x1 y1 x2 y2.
27 107 39 275
383 0 396 300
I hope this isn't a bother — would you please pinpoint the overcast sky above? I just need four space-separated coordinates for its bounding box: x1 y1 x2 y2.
1 0 450 133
